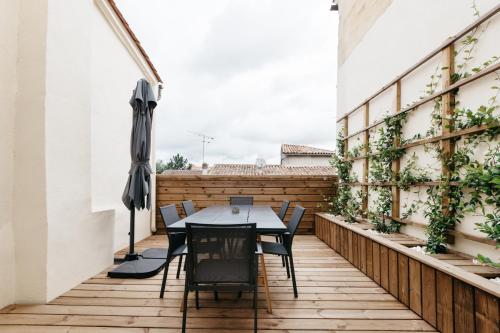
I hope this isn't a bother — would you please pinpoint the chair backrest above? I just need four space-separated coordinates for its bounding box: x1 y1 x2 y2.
286 206 306 238
186 223 257 285
277 200 290 221
159 204 180 230
182 200 196 217
229 196 254 206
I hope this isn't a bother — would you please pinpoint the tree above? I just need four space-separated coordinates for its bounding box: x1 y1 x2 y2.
156 153 192 173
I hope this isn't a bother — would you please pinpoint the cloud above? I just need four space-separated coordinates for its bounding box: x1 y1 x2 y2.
118 0 338 166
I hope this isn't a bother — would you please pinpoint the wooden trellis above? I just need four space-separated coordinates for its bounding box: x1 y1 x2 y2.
336 4 500 246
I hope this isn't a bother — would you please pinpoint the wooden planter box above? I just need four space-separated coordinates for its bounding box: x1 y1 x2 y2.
315 213 499 333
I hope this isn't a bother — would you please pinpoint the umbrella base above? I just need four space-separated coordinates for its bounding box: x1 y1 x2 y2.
141 248 168 259
124 252 140 261
108 256 165 279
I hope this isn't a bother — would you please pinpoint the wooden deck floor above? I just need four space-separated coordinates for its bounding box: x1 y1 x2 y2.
0 235 437 332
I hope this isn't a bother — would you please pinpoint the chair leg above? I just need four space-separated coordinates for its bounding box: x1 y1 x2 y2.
195 290 200 309
259 254 272 314
288 251 298 298
181 285 189 332
159 256 171 299
176 255 183 279
284 255 290 278
253 282 258 333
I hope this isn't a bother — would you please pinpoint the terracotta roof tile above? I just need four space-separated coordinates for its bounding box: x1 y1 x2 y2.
208 164 335 176
281 144 334 156
108 0 163 83
161 169 204 175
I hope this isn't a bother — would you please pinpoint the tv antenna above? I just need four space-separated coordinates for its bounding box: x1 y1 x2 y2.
189 132 215 164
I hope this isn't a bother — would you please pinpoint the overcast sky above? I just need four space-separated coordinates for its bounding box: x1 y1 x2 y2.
118 0 338 166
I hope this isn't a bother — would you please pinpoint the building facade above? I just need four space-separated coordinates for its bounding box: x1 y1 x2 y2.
280 144 334 167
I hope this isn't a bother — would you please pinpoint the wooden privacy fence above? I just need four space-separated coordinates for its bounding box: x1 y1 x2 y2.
316 214 500 333
336 4 500 246
155 174 337 234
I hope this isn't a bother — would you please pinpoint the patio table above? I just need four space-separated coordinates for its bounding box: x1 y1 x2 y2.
167 205 287 234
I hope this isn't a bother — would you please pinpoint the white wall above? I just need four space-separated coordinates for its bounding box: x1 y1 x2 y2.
0 0 19 309
12 0 50 304
337 0 500 259
0 0 159 306
43 0 158 300
281 156 332 167
91 2 152 251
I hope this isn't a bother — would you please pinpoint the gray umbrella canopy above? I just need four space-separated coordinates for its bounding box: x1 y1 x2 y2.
122 79 157 210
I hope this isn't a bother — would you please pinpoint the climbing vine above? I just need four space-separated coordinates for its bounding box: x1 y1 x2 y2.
366 113 407 232
406 2 500 257
330 130 362 223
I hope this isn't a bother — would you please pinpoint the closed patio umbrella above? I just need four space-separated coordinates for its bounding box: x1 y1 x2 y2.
108 79 165 279
122 78 155 212
121 78 155 260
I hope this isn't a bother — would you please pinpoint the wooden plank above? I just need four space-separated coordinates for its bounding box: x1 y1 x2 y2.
391 81 401 220
453 279 475 333
342 60 500 142
348 230 353 263
409 258 422 316
330 219 336 250
335 224 341 253
380 245 389 290
343 117 349 159
352 233 359 268
398 254 410 306
475 289 500 333
316 213 500 298
366 238 373 279
362 102 369 217
344 228 349 258
440 44 456 245
0 234 443 332
388 249 399 298
360 236 367 274
372 242 381 284
422 265 437 327
436 271 454 333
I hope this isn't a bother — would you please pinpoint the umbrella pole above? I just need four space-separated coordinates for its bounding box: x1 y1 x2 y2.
125 201 139 261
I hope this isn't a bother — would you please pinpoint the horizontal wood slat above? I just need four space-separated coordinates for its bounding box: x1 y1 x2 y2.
315 213 500 332
156 175 336 235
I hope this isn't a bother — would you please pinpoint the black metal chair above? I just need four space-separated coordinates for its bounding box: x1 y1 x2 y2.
181 200 196 217
229 196 254 205
260 205 305 298
277 200 290 221
274 200 290 266
159 204 187 298
182 223 258 332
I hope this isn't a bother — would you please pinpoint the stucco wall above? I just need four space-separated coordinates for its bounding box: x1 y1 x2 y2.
0 0 19 309
281 156 332 167
337 0 393 66
337 0 500 259
12 0 50 304
43 0 157 300
91 2 153 251
0 0 159 306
